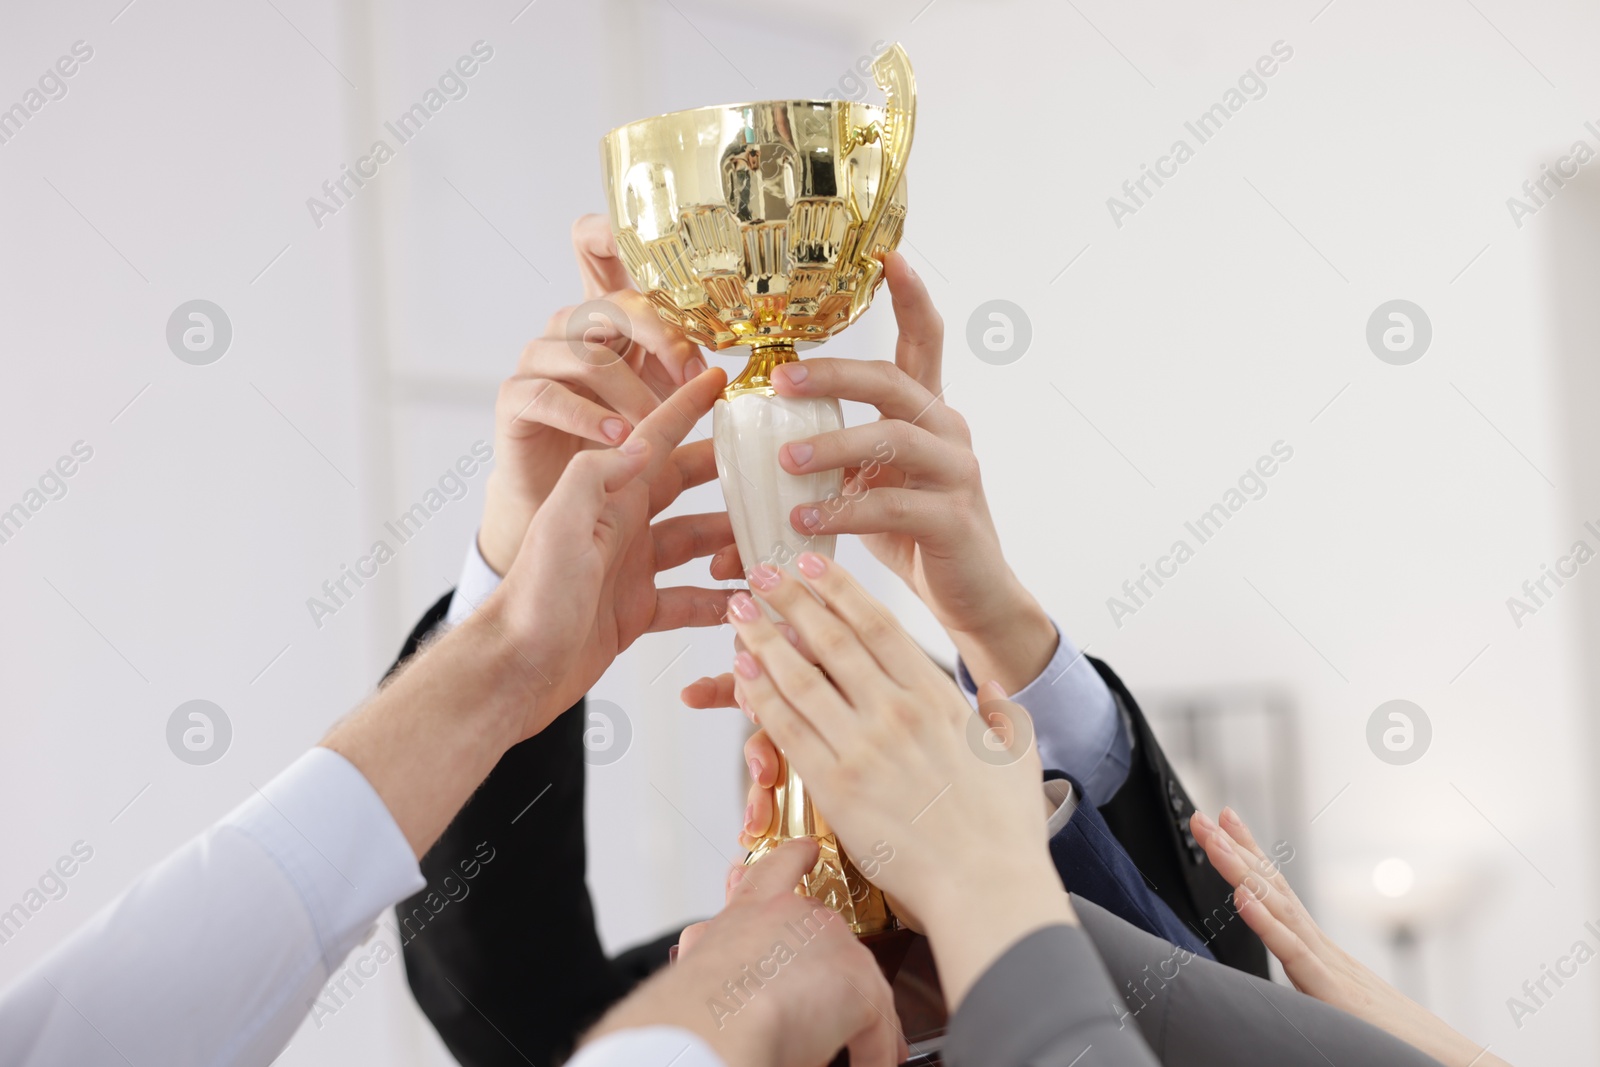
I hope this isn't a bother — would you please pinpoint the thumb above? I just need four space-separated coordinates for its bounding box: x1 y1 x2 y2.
534 440 651 545
729 837 820 906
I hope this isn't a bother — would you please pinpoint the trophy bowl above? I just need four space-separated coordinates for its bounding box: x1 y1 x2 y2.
600 44 913 396
598 46 915 940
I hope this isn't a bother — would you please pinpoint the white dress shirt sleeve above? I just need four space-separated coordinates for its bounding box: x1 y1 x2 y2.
569 1026 726 1067
0 747 424 1067
958 621 1132 808
444 535 507 628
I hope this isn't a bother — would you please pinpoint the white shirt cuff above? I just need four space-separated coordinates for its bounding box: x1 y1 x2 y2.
223 747 424 970
1043 778 1079 838
570 1027 726 1067
444 534 506 628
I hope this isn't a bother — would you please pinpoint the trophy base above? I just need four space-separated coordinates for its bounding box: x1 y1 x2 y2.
830 927 946 1066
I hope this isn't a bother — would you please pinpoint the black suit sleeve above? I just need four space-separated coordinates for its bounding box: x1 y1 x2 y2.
386 593 675 1067
1090 657 1271 979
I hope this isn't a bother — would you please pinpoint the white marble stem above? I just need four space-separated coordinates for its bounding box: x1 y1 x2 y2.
712 393 844 578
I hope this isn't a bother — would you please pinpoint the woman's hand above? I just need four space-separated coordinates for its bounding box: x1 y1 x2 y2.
1192 808 1511 1067
724 552 1074 1008
700 253 1056 696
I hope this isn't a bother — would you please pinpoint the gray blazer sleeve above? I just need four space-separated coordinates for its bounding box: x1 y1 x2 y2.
945 923 1160 1067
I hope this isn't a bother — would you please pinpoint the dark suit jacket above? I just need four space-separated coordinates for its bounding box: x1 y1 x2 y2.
389 595 1263 1067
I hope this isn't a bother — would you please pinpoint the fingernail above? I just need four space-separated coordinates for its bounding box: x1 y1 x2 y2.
1193 810 1216 834
601 417 626 442
777 623 801 647
785 442 814 467
729 592 760 622
796 507 822 532
668 944 680 965
735 651 761 679
621 439 647 455
797 552 826 578
748 564 781 591
778 363 808 386
684 355 707 382
744 801 757 832
1212 834 1236 859
747 757 762 782
739 696 755 722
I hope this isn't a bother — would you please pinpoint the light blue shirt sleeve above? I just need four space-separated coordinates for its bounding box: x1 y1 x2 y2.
957 622 1132 807
0 748 425 1067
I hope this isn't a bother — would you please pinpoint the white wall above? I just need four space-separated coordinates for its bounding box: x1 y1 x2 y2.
2 0 1597 1063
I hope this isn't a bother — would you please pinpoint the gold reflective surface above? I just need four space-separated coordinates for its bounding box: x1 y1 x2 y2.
600 44 914 400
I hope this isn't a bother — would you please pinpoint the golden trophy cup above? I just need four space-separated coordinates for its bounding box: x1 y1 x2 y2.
600 46 914 936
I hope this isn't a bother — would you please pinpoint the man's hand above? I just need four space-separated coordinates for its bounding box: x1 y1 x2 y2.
698 251 1055 696
479 215 705 575
489 365 734 738
583 839 903 1067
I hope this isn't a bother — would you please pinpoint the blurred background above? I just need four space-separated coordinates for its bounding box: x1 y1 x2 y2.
3 0 1599 1062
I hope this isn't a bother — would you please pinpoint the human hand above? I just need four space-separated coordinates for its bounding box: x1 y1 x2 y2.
1192 808 1510 1067
724 553 1074 1008
486 366 733 739
700 252 1055 695
478 215 707 576
584 838 903 1067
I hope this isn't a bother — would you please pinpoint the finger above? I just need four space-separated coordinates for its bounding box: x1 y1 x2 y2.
1233 885 1330 996
781 420 971 488
626 367 725 484
1205 810 1301 910
728 837 820 905
742 778 773 847
746 565 896 710
770 356 959 437
539 440 652 540
708 544 743 582
593 287 708 387
572 214 636 299
1219 806 1268 859
744 729 779 788
648 587 735 632
647 438 720 518
498 376 631 446
785 552 937 691
883 250 944 394
681 672 737 709
727 591 849 757
791 487 944 541
652 512 735 572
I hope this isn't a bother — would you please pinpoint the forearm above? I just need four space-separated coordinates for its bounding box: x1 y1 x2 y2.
323 606 534 857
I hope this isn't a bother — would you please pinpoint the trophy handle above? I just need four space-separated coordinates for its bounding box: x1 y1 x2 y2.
854 43 916 274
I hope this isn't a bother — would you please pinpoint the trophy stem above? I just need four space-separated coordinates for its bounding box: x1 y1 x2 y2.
725 342 799 399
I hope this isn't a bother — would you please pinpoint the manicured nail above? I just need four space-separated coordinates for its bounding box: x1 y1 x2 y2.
739 695 755 722
796 507 822 532
785 442 814 467
735 651 761 679
744 801 758 832
797 552 826 578
777 623 801 647
729 592 760 622
684 355 707 382
777 363 808 386
601 417 626 442
748 564 781 591
1193 810 1217 834
1211 833 1236 859
668 944 680 965
747 757 762 782
621 439 647 455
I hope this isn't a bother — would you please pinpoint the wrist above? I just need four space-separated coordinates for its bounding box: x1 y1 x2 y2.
918 860 1077 1010
478 474 533 577
948 581 1057 694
